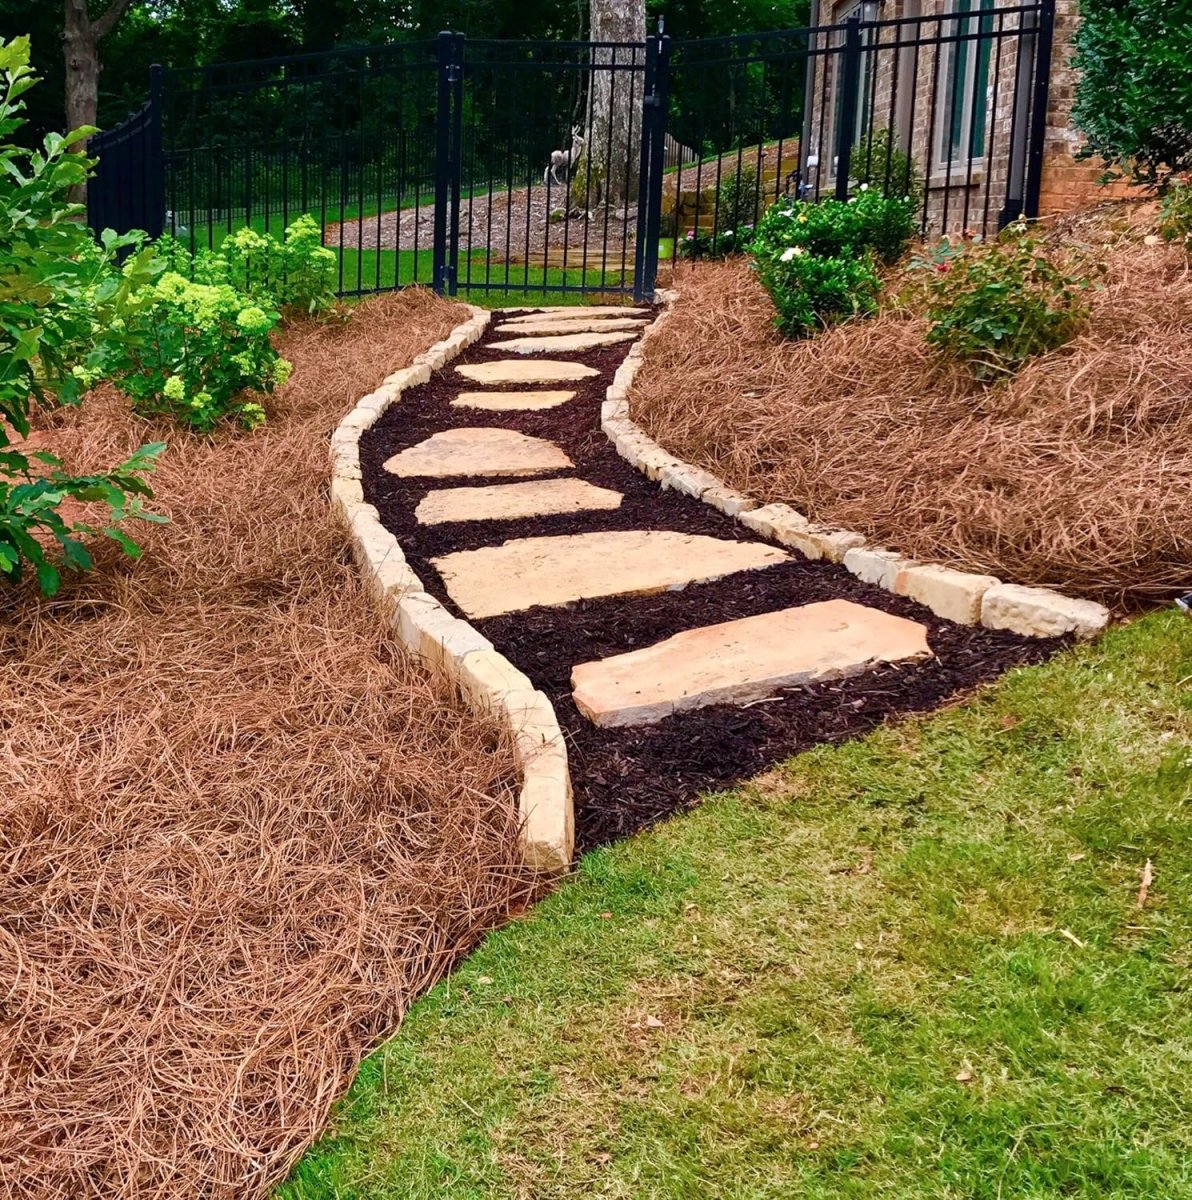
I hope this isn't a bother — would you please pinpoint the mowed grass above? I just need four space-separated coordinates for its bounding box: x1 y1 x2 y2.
280 610 1192 1200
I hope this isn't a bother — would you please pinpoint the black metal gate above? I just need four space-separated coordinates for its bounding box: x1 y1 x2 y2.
87 0 1056 304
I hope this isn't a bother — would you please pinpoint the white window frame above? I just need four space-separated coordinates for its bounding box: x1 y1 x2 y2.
933 0 995 175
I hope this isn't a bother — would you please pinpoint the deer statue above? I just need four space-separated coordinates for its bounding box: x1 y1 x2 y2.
543 126 586 187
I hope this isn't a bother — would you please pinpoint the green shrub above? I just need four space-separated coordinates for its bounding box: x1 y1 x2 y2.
751 188 915 267
1159 178 1192 246
748 190 915 340
0 35 164 595
161 216 338 314
851 128 924 210
755 248 882 340
914 223 1095 381
1072 0 1192 189
110 272 290 432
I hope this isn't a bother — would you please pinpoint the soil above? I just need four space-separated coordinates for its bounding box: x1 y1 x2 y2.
360 310 1066 851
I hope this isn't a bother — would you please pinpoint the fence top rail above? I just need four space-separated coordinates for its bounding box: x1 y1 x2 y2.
855 1 1044 28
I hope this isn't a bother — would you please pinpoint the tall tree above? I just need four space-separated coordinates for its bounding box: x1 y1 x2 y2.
589 0 645 204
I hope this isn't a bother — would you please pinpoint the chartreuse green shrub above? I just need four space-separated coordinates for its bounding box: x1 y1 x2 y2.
157 215 338 314
0 35 164 595
110 272 290 433
914 222 1096 381
1072 0 1192 189
749 188 915 339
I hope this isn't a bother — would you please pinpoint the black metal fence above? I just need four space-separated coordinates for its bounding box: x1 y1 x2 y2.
88 1 1055 303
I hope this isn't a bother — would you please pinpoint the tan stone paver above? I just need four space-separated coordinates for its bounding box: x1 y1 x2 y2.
383 428 572 479
496 317 648 335
451 390 576 412
489 331 638 354
502 306 646 322
456 359 600 385
431 530 788 618
570 599 931 727
416 479 623 525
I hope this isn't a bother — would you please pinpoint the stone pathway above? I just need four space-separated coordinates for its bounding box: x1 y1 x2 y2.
360 305 1060 848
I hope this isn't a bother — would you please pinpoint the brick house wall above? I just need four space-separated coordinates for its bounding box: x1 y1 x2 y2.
803 0 1121 234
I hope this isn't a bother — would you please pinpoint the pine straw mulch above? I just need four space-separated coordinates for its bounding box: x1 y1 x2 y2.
632 203 1192 608
0 289 535 1199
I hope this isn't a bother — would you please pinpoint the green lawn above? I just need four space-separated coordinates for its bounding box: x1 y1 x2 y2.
281 609 1192 1200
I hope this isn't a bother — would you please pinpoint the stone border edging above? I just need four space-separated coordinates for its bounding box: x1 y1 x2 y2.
604 289 1110 641
329 305 574 875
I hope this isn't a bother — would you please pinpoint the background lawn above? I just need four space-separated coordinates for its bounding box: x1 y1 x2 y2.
281 610 1192 1200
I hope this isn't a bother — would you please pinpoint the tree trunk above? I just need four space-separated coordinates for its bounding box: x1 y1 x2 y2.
63 0 100 138
588 0 646 206
63 0 133 202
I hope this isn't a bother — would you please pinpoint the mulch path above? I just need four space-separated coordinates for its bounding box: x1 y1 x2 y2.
361 311 1066 851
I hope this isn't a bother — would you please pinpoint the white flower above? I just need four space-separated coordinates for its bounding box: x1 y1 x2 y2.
859 182 870 192
780 246 806 262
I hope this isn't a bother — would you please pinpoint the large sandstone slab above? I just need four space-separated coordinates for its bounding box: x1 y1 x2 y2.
490 330 638 355
416 478 623 525
432 530 788 618
502 306 647 323
571 600 931 727
383 428 572 479
496 317 648 335
452 390 576 412
456 359 600 385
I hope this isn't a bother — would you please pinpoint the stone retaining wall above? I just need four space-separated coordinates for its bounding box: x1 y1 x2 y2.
330 305 574 875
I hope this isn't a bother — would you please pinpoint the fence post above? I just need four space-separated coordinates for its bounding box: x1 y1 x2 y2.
834 13 863 201
1022 0 1055 220
147 63 165 238
633 32 670 303
447 32 465 296
432 30 454 295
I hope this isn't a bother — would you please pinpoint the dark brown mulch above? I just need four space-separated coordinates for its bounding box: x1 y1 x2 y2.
360 311 1067 851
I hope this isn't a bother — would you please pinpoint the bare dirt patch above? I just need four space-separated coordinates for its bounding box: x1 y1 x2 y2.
630 208 1192 608
0 290 533 1199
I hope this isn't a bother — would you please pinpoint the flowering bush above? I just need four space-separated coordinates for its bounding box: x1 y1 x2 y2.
913 222 1096 381
748 188 915 340
752 187 916 266
110 272 290 432
157 215 339 314
0 35 164 595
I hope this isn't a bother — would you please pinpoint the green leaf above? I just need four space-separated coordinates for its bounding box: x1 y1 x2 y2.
35 557 60 596
103 526 143 559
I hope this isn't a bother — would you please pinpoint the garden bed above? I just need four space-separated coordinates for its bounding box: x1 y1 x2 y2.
631 202 1192 608
0 291 533 1199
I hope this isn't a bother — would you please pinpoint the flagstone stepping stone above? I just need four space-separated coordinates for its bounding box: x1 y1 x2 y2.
416 478 624 525
571 600 931 727
452 390 576 412
383 428 572 479
490 331 638 355
496 317 648 335
503 306 646 323
457 359 600 385
431 530 789 618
